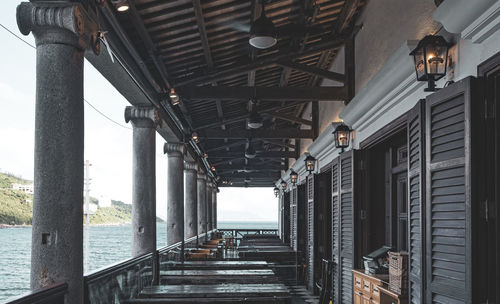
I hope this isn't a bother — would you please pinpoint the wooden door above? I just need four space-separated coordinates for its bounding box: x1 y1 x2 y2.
297 184 307 258
425 77 480 303
407 100 426 303
291 187 298 250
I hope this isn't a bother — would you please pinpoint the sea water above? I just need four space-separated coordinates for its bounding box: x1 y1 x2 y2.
0 221 277 301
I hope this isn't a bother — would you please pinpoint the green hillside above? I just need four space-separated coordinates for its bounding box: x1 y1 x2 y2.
0 172 33 225
0 172 157 226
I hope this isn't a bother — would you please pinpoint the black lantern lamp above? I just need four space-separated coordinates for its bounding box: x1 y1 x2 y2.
273 186 279 197
192 132 200 143
333 123 351 152
169 88 180 105
289 170 298 186
249 1 277 49
410 35 449 92
280 179 287 191
304 154 316 174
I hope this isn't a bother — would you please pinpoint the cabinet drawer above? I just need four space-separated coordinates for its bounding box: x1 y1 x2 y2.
354 275 363 289
362 279 371 293
372 285 380 300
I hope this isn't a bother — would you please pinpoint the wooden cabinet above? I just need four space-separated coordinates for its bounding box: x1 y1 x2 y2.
352 270 389 304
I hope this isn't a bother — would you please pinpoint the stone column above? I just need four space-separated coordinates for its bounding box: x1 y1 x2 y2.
213 188 218 229
197 171 207 234
184 161 198 238
206 182 213 231
17 3 98 304
164 143 186 245
125 107 157 257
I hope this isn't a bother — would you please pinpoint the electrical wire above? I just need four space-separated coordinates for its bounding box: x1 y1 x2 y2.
0 23 132 131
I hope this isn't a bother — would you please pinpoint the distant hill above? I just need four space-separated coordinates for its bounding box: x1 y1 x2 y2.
0 172 163 226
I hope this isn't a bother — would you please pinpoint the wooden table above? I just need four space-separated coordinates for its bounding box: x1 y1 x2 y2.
162 260 269 270
133 283 291 303
160 269 278 284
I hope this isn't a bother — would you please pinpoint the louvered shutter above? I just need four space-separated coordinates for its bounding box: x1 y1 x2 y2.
292 187 298 250
338 150 357 304
425 77 478 303
331 157 340 304
306 174 315 291
408 99 426 304
283 192 290 245
290 189 296 248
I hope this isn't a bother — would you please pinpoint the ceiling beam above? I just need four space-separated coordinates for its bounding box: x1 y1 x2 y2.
277 61 345 83
179 86 347 101
206 140 247 153
209 151 296 159
217 172 282 179
335 0 362 34
173 28 360 87
193 101 310 130
271 112 312 125
216 164 287 171
262 140 295 149
200 129 314 139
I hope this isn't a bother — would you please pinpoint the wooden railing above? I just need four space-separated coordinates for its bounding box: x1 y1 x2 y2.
3 283 67 304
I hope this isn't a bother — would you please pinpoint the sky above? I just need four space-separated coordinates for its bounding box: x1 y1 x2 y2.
0 1 278 222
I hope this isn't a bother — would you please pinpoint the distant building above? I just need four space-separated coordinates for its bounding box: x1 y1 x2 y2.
12 183 34 194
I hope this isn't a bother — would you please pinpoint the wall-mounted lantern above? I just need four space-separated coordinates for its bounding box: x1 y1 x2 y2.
192 132 199 143
280 179 287 191
409 35 450 92
169 88 180 105
304 154 316 174
210 165 216 172
273 187 279 197
289 170 298 186
333 123 351 152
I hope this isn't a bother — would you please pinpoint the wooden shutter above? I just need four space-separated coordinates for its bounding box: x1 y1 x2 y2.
331 157 340 304
283 191 290 245
307 174 315 291
407 99 426 304
291 187 298 250
425 77 478 303
339 150 358 304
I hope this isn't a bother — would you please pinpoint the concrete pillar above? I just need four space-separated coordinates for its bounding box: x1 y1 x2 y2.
125 107 157 257
213 188 218 229
206 182 213 231
197 171 207 234
164 143 186 245
17 3 98 303
184 161 198 238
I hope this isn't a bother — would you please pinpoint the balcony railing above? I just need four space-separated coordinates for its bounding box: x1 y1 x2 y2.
218 228 279 246
3 283 67 304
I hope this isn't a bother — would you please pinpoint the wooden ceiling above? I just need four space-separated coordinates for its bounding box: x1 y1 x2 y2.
113 0 365 187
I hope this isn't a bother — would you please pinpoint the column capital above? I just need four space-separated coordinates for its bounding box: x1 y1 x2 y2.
124 106 159 129
184 161 198 172
164 142 186 157
197 171 207 180
17 2 100 52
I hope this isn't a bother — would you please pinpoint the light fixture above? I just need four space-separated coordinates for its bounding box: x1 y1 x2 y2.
245 143 257 159
289 170 298 186
169 88 180 105
273 187 279 197
304 154 316 174
247 103 263 129
222 180 227 184
229 181 233 186
249 1 277 49
280 179 287 191
333 123 351 153
192 132 199 143
210 165 216 172
113 0 129 12
203 153 208 159
410 35 450 92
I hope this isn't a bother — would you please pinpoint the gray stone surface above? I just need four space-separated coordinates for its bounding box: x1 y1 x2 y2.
197 171 207 234
16 2 98 304
125 107 157 257
184 161 198 238
164 143 186 245
206 182 213 231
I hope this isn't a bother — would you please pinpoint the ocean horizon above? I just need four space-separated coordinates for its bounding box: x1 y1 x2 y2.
0 220 277 302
